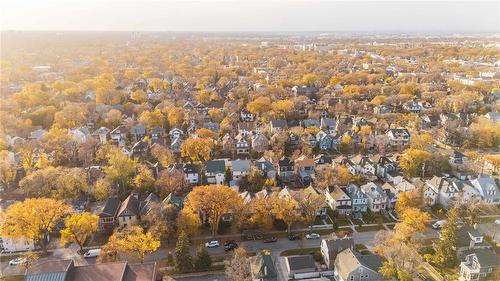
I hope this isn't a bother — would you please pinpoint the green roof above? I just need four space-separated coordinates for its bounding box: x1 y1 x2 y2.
206 160 225 173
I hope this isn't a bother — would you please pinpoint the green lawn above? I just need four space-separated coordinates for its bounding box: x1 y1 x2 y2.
355 225 385 232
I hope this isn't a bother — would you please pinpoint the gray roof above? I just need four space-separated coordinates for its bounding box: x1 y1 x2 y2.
470 176 499 201
206 160 225 173
465 248 500 268
323 237 354 261
286 255 316 271
335 249 382 281
271 119 287 128
100 198 121 217
232 159 250 172
250 251 278 280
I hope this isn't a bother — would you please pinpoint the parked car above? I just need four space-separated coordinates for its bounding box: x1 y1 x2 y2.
263 237 278 243
495 219 500 225
432 220 446 229
9 257 26 266
224 242 238 251
288 233 301 240
305 233 320 239
224 240 236 246
83 248 101 258
205 240 220 248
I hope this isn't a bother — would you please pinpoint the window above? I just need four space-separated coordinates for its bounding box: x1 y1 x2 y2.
350 276 354 281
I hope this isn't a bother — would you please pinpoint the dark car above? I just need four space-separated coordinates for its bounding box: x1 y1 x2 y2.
224 240 236 246
224 242 238 251
288 234 300 240
263 237 278 243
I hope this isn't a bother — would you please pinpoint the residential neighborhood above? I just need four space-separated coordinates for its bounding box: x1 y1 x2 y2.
1 2 500 281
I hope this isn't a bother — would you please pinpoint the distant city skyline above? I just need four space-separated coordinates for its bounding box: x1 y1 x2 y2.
1 0 499 32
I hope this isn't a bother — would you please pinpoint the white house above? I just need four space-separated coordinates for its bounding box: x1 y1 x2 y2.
0 237 36 252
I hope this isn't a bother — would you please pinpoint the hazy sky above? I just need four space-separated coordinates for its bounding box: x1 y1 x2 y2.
1 0 499 32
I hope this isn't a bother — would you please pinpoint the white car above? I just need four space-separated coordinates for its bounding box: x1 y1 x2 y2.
9 257 26 266
83 248 101 258
205 240 220 248
305 233 320 239
495 219 500 225
432 220 446 229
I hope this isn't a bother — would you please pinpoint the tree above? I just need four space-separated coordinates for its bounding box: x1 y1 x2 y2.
155 169 189 197
53 104 89 129
395 191 424 217
195 128 216 140
167 107 185 128
175 230 193 273
399 148 431 178
0 154 17 190
177 207 202 236
134 164 155 192
101 147 138 193
130 90 147 103
183 185 243 236
60 212 99 253
295 189 325 231
246 97 272 117
301 73 320 87
246 167 265 192
0 198 71 253
19 167 89 199
150 144 175 167
410 133 434 150
181 137 214 162
272 99 294 119
431 207 460 268
139 109 164 130
19 251 40 271
271 194 301 234
225 248 251 281
249 196 274 230
393 207 430 242
116 226 160 263
143 203 178 242
194 244 212 271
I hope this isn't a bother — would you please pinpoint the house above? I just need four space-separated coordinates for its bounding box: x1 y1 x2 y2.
450 150 468 166
453 225 490 258
235 134 250 155
302 119 321 128
237 122 254 137
183 163 199 185
484 112 500 123
334 248 383 281
292 85 319 99
205 160 226 184
303 185 328 216
70 127 90 142
253 158 276 179
316 130 335 150
277 156 294 181
150 126 165 144
325 187 352 215
421 114 441 128
162 193 185 210
232 159 250 181
131 140 148 158
29 128 47 140
92 127 110 144
170 137 182 153
303 133 318 147
240 109 254 122
287 133 301 148
25 259 157 281
360 182 388 212
345 184 368 212
425 176 471 208
403 100 423 113
250 250 278 281
139 193 160 217
376 156 397 181
373 105 393 114
321 235 354 269
130 124 146 141
315 154 332 167
270 119 287 133
284 255 317 279
117 194 140 228
110 125 127 147
0 236 36 252
98 198 121 232
295 156 315 185
320 118 337 134
251 133 269 153
470 176 499 205
169 128 184 141
386 128 410 147
458 248 500 281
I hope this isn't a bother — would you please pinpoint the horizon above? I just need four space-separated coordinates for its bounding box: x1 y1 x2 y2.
1 0 499 33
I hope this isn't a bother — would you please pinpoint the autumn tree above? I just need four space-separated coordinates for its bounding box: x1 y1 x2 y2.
430 206 460 268
53 103 89 129
1 198 71 253
20 166 89 199
175 230 193 273
399 148 431 178
155 169 189 197
166 107 185 128
139 109 164 130
271 194 301 234
225 248 252 281
142 203 178 242
150 144 175 167
246 97 272 117
294 189 325 231
272 99 294 119
183 185 243 236
60 212 99 253
134 164 155 192
130 90 147 103
410 132 434 150
181 137 214 162
116 226 160 263
101 146 138 193
249 196 274 230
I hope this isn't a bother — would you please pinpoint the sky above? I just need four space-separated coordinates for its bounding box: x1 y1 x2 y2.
1 0 499 32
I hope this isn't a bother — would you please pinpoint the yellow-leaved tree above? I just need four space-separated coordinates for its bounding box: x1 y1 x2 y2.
183 185 243 236
181 138 214 162
60 212 99 253
1 198 71 253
